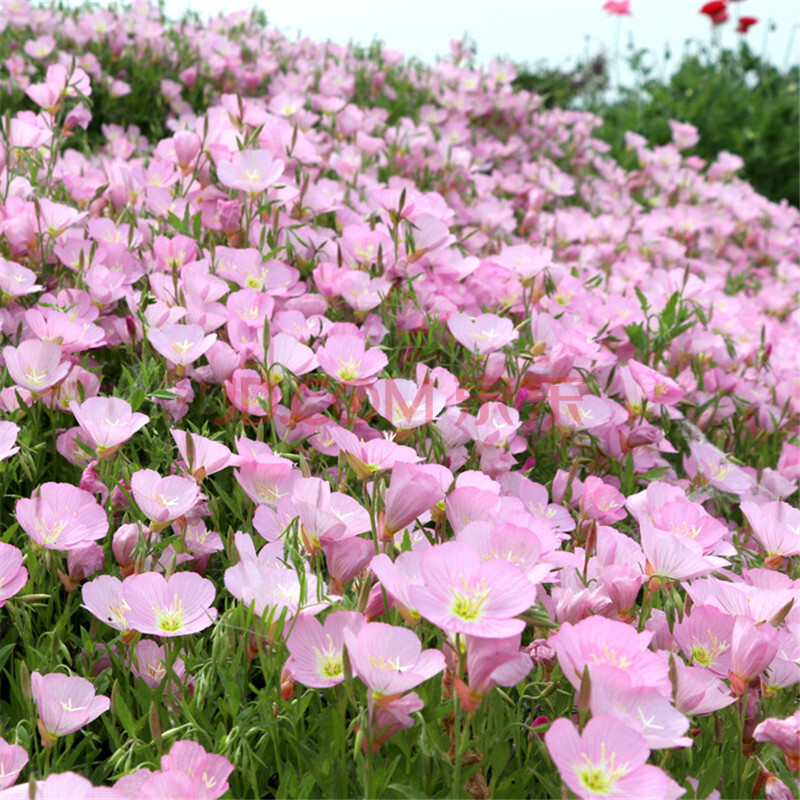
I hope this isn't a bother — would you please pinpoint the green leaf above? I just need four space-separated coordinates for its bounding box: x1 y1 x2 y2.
115 693 137 738
696 755 724 799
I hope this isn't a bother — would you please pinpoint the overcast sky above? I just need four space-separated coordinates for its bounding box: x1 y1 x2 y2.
83 0 799 84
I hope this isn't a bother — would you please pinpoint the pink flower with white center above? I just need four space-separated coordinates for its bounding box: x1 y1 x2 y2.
684 441 754 495
217 149 284 194
468 402 522 447
16 482 108 550
741 500 800 558
551 616 671 694
628 360 684 405
343 622 445 700
225 369 281 417
753 711 800 772
36 198 87 239
122 571 217 636
410 541 538 638
130 469 203 525
447 313 519 355
0 735 28 790
31 671 110 746
371 550 429 625
160 740 235 800
69 396 148 458
673 604 735 678
589 665 693 749
339 271 391 312
235 458 298 505
0 257 42 298
2 340 71 393
225 559 327 623
131 640 186 691
82 575 131 631
366 378 446 429
147 324 217 371
285 610 366 688
0 543 27 608
551 388 616 431
265 333 317 383
653 501 730 556
1 772 106 800
581 477 627 524
316 334 388 386
327 426 421 479
685 576 796 624
640 519 726 581
0 421 21 461
171 429 237 482
545 716 685 800
454 634 533 711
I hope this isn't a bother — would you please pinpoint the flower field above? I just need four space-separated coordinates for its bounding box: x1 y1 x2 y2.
0 2 798 798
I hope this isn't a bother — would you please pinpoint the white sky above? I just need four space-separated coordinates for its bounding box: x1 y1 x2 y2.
76 0 800 84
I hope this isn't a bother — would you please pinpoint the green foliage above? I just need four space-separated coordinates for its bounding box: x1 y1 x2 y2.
595 42 799 205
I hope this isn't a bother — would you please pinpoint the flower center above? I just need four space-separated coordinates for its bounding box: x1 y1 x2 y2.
448 576 491 622
154 594 184 633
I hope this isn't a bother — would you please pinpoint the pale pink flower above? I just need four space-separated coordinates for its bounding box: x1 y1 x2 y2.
730 614 779 688
551 615 671 694
16 482 108 550
147 324 217 370
160 740 235 800
31 671 110 744
454 634 533 711
0 543 27 608
741 500 800 558
316 335 387 385
628 360 684 405
0 257 42 298
171 429 237 481
69 396 148 457
366 378 446 429
383 462 450 536
82 575 131 631
2 340 71 393
285 610 366 688
123 571 217 636
581 477 627 524
0 735 28 790
545 716 685 800
410 541 538 637
753 711 800 771
131 640 186 691
589 664 693 749
447 313 519 355
217 149 284 194
673 604 734 678
1 772 112 800
328 426 421 478
0 421 21 461
130 469 203 525
343 621 445 699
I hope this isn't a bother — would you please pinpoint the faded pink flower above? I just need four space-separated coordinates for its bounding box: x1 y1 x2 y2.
31 671 109 746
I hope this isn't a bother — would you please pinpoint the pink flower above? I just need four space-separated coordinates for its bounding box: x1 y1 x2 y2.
447 313 519 355
344 621 445 699
171 429 237 481
160 740 234 800
122 571 217 636
582 477 627 524
31 671 110 745
285 610 366 688
131 639 187 691
0 735 28 790
0 542 27 607
365 378 446 429
753 711 800 771
544 716 685 800
729 614 779 689
147 324 217 372
1 772 109 800
454 634 533 711
551 616 671 694
673 604 734 678
82 575 131 631
383 462 449 536
328 426 421 478
69 396 148 458
0 257 42 297
217 149 284 194
410 541 538 637
2 340 71 393
130 469 203 525
16 482 108 550
316 335 388 385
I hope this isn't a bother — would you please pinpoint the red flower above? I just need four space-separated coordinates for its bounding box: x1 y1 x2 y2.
737 16 759 33
700 0 729 25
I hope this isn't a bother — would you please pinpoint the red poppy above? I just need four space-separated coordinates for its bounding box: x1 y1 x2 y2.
737 16 759 33
700 1 729 25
